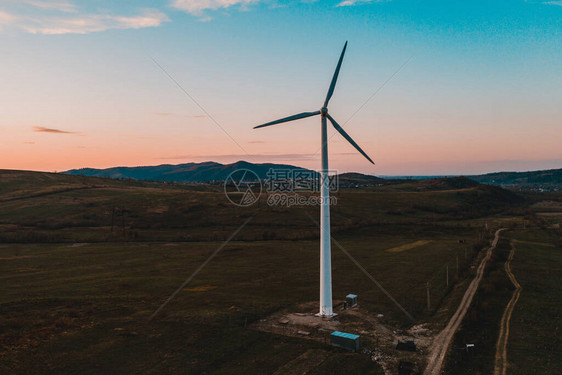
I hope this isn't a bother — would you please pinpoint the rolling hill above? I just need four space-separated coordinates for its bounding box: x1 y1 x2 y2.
4 168 531 375
65 161 315 182
64 162 562 191
64 161 393 186
471 168 562 190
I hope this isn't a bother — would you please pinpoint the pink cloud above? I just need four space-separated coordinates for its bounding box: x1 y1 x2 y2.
33 126 75 134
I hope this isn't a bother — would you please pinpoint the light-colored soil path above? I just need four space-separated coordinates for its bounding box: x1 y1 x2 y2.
385 240 432 253
493 241 522 375
423 228 505 375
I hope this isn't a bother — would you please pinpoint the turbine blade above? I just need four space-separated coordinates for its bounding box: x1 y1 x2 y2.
324 41 348 108
327 114 374 164
254 111 320 129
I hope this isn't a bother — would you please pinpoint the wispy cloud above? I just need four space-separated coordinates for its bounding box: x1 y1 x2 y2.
24 9 169 35
0 10 17 25
33 126 76 134
0 3 169 35
158 153 318 162
22 0 77 13
159 151 359 161
248 140 265 144
171 0 260 17
525 0 562 5
336 0 382 7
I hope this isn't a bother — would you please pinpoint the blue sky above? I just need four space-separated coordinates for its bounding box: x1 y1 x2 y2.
1 0 561 175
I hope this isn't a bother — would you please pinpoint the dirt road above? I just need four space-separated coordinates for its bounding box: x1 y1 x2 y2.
423 228 505 375
493 241 521 375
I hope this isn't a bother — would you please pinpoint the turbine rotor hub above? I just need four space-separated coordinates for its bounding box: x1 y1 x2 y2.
321 107 328 116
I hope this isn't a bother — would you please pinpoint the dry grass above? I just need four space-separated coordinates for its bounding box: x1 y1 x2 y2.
183 285 217 292
0 169 531 374
512 239 555 247
384 240 433 253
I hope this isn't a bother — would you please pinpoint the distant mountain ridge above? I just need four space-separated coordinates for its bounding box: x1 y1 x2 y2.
471 168 562 188
65 161 317 183
65 161 394 186
64 162 561 189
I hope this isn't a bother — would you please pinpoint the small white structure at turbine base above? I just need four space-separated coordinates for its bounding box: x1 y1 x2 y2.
252 42 374 319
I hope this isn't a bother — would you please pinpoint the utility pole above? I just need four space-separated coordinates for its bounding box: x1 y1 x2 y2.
426 281 431 310
456 255 459 276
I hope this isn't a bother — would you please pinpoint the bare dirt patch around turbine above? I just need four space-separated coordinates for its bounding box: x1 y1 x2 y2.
252 301 437 375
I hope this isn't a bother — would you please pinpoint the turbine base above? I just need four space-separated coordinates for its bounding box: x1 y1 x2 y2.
315 312 338 319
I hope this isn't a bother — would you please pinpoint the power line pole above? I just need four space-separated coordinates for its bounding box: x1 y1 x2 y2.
456 255 459 276
426 281 431 310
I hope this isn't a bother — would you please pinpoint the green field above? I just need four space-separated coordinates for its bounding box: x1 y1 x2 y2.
0 236 475 374
444 220 561 374
503 229 562 374
1 169 556 374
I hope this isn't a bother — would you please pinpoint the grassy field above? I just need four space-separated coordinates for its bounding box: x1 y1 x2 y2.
0 169 546 374
0 231 478 373
443 237 514 375
444 218 561 374
0 169 524 244
502 228 562 374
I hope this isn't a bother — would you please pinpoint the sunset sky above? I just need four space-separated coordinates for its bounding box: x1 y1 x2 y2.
1 0 561 175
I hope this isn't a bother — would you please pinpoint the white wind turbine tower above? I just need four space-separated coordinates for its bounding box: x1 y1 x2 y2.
254 42 374 318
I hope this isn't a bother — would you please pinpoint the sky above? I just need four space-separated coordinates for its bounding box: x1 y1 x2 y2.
1 0 561 175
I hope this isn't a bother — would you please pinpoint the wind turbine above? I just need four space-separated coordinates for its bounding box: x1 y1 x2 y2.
254 42 374 318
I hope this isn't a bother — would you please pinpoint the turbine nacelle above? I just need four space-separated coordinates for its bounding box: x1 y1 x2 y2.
321 107 328 116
